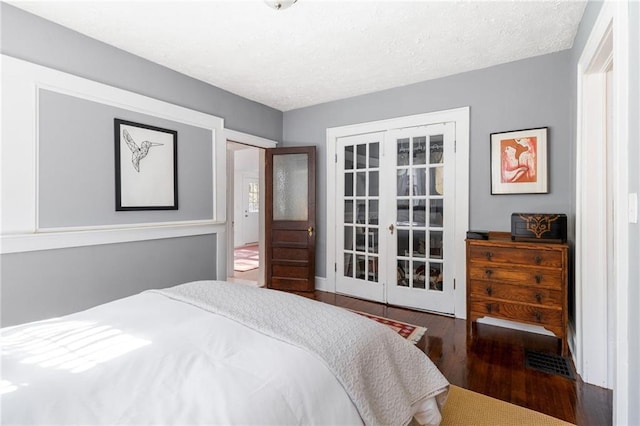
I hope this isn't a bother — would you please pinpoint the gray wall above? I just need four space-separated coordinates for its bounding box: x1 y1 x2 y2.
1 235 216 327
283 51 572 278
0 3 283 142
0 3 282 325
39 90 213 228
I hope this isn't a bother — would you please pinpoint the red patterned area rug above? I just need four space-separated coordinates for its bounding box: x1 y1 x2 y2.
350 310 427 344
234 244 259 272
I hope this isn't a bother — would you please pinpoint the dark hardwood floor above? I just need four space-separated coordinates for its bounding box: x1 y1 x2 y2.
300 290 612 426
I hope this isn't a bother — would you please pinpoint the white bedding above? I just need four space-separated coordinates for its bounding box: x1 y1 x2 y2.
1 281 448 425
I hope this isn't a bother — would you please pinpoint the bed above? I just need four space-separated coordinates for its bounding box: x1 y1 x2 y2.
1 280 449 425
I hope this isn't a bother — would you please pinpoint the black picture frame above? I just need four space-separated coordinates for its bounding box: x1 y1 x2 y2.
114 119 178 210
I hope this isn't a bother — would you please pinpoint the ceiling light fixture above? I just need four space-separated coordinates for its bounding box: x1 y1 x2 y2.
264 0 298 11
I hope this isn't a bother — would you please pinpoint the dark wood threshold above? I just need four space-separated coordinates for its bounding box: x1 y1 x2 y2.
297 290 612 426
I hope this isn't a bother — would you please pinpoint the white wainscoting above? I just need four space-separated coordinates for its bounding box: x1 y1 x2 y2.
1 55 227 278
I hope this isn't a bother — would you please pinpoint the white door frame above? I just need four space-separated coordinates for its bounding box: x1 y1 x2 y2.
575 1 629 420
225 129 278 287
326 107 469 317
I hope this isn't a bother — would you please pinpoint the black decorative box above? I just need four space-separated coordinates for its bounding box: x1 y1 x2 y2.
511 213 567 243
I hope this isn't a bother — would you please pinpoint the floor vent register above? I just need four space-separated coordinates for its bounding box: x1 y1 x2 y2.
524 349 575 380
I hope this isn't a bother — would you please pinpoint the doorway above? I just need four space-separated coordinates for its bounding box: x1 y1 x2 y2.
228 142 261 283
225 130 278 287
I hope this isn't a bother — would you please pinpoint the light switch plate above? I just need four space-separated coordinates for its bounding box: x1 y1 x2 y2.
629 193 638 224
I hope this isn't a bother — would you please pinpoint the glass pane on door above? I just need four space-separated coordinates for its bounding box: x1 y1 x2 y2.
273 153 308 221
342 141 380 283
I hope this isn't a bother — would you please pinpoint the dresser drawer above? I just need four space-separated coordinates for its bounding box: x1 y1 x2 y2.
469 280 562 307
468 244 563 268
468 265 562 290
469 300 562 327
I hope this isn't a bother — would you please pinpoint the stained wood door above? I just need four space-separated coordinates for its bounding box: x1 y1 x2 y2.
265 146 316 291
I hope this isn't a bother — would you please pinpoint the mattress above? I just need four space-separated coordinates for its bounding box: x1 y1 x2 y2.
1 281 449 425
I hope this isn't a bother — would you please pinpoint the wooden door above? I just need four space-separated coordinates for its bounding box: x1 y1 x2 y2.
265 146 316 291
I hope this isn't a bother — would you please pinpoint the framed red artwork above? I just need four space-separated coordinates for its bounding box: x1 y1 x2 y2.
490 127 548 194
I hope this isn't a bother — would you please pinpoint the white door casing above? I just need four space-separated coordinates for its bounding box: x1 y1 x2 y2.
575 6 630 424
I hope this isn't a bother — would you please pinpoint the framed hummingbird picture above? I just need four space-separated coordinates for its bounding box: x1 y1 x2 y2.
114 119 178 210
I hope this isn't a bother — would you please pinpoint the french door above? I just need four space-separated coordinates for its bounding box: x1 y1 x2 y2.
336 132 386 302
335 123 456 314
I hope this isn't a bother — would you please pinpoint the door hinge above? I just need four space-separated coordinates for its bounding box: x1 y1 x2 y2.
453 278 456 290
454 140 457 153
335 263 337 272
335 154 338 163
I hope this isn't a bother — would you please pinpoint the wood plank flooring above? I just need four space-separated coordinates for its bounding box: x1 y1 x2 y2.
299 290 612 426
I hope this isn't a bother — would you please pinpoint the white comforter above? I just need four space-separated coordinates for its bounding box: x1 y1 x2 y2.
1 281 448 425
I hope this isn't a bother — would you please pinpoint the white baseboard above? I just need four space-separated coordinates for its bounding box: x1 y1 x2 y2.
314 276 335 293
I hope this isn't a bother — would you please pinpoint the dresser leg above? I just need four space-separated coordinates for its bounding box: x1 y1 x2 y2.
467 320 475 341
561 338 569 357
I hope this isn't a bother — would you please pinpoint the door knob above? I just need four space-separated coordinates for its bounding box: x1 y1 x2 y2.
308 226 314 237
388 224 394 234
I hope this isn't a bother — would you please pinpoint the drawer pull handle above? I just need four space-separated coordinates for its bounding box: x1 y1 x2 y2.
534 255 543 265
486 303 493 313
485 269 493 278
534 274 543 284
486 286 493 296
534 312 542 322
535 293 542 303
485 251 494 260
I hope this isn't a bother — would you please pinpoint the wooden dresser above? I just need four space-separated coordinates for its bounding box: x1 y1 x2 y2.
466 232 569 355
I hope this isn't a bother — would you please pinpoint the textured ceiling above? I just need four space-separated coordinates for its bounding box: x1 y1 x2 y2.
10 1 587 111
